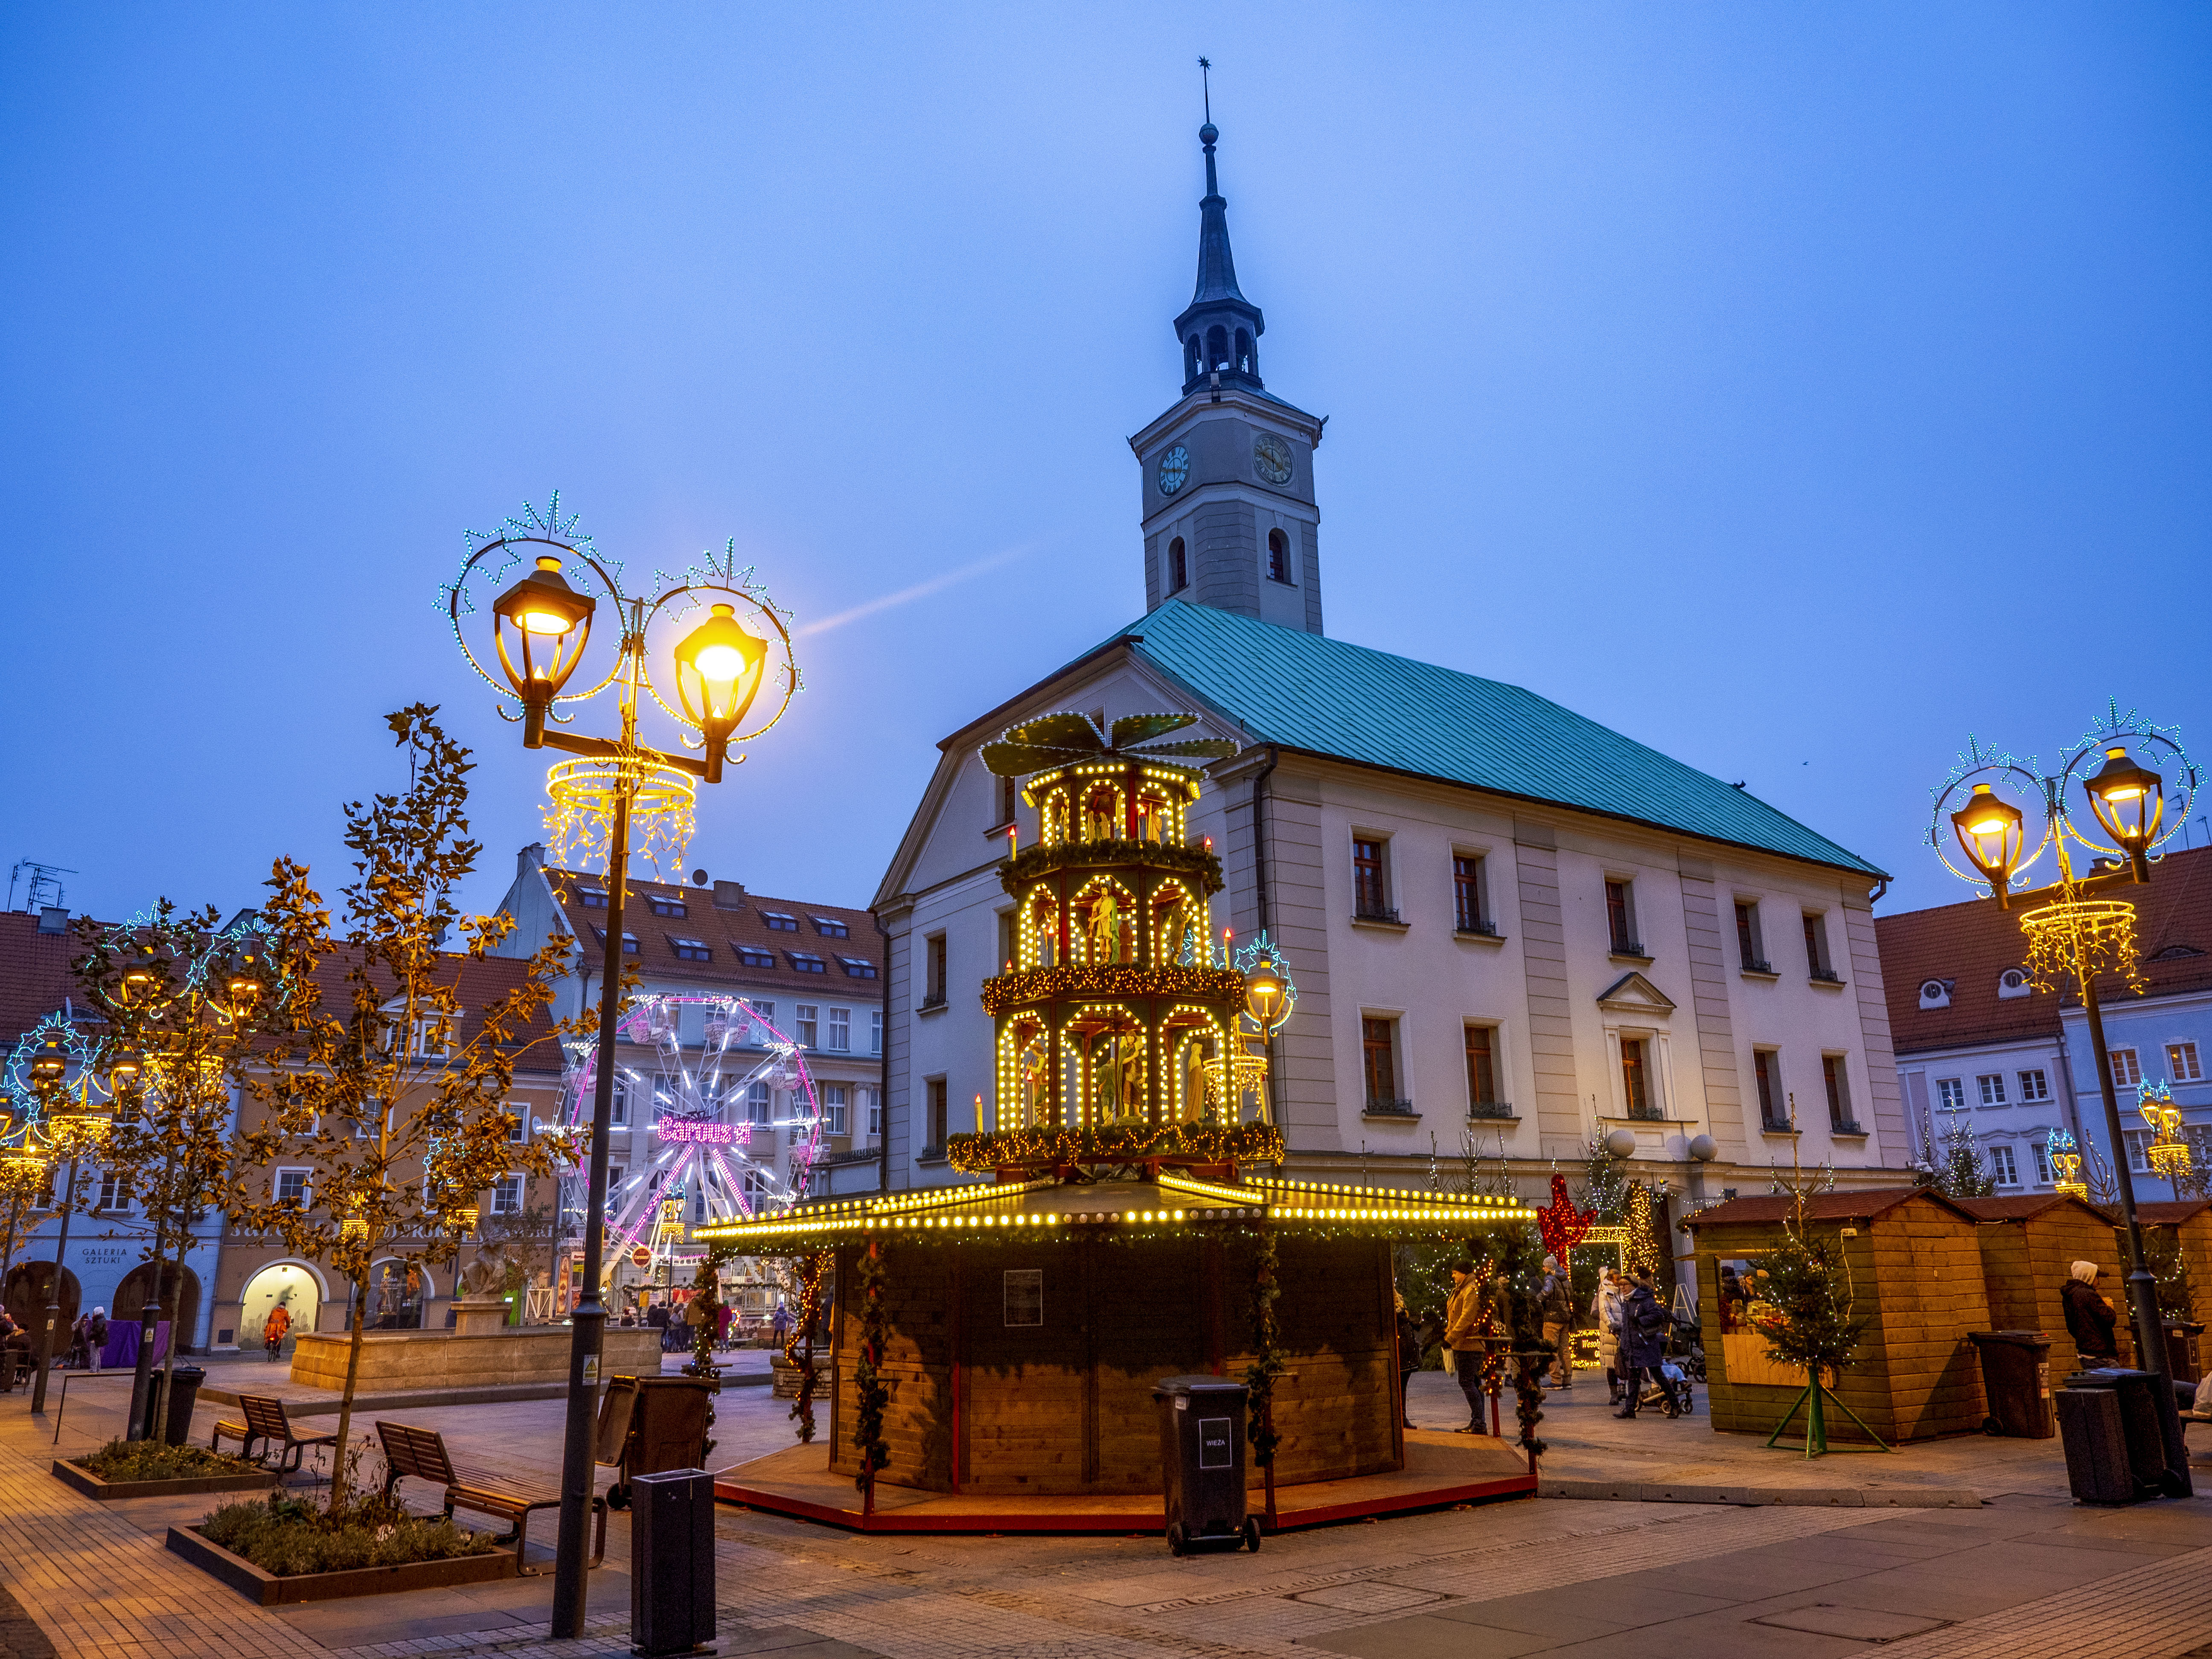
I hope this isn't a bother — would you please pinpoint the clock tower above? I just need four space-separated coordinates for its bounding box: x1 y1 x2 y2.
1132 118 1325 635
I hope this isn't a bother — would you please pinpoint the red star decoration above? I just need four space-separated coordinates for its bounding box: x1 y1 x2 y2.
1536 1173 1595 1259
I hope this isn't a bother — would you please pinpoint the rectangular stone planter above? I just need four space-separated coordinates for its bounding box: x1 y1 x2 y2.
165 1525 516 1606
52 1458 276 1502
289 1326 665 1391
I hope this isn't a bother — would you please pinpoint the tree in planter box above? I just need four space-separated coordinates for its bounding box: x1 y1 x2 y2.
232 707 575 1507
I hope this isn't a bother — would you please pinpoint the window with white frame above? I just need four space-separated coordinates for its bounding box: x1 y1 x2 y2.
96 1172 132 1212
506 1104 529 1143
2032 1141 2052 1184
2018 1068 2050 1102
2110 1048 2142 1088
2169 1041 2203 1083
870 1010 884 1055
1352 838 1394 921
863 1086 881 1136
745 1081 771 1123
412 1016 453 1059
1936 1077 1967 1111
608 1077 629 1126
795 1004 818 1047
1977 1074 2008 1106
827 1007 851 1051
491 1173 523 1216
1998 968 2031 1000
276 1168 311 1207
821 1085 848 1136
2124 1129 2151 1173
1989 1144 2019 1185
604 1165 625 1216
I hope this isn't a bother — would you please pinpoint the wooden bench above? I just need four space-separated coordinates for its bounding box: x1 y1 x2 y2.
376 1420 604 1575
211 1393 337 1476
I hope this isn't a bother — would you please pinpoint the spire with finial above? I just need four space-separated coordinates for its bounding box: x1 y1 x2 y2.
1174 58 1264 394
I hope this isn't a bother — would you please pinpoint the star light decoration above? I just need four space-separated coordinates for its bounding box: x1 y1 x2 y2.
1536 1173 1595 1260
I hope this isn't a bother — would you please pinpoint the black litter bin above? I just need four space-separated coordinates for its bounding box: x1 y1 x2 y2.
1968 1331 2054 1438
2059 1368 2171 1503
631 1467 715 1656
600 1374 715 1509
1153 1375 1258 1556
163 1364 206 1447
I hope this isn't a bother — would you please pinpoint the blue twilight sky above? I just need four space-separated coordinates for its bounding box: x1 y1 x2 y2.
3 5 2209 931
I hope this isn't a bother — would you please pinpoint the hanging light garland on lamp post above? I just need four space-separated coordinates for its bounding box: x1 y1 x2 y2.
444 495 796 1637
1926 703 2199 1497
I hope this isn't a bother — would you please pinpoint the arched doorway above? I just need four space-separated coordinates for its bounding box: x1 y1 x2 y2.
239 1262 319 1350
357 1258 431 1329
114 1262 201 1349
3 1262 79 1338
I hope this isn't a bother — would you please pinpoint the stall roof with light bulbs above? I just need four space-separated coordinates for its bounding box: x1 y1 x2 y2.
694 1170 1536 1249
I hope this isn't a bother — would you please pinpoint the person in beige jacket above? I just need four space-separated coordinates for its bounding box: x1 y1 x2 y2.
1444 1260 1490 1433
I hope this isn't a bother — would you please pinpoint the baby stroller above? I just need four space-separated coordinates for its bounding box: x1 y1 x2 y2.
1669 1309 1708 1383
1636 1317 1699 1417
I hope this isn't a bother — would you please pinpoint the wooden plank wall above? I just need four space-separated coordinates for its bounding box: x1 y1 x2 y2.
824 1233 1401 1496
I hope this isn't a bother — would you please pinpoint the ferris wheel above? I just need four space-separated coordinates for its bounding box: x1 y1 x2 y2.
562 994 820 1270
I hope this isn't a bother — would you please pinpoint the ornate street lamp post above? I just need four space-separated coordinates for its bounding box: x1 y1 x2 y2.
448 500 794 1633
1928 708 2199 1496
9 1026 121 1415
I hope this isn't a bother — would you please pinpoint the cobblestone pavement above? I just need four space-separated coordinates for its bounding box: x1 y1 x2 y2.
4 1378 2209 1659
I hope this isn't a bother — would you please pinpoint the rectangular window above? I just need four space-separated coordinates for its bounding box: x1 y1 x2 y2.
2018 1068 2050 1102
413 1016 453 1059
671 937 712 962
1937 1077 1967 1111
838 955 878 978
1977 1074 2008 1106
998 773 1019 828
593 928 640 955
1735 902 1770 972
96 1173 131 1212
506 1104 528 1143
1352 839 1391 918
870 1009 884 1055
1362 1018 1399 1107
864 1086 882 1136
763 912 800 932
609 1077 629 1126
926 1078 948 1151
604 1165 626 1217
2124 1128 2151 1173
827 1007 850 1051
998 910 1018 973
2170 1042 2203 1083
1753 1049 1784 1128
788 952 827 974
925 934 948 1004
1464 1024 1498 1109
1823 1054 1855 1131
491 1174 523 1216
578 888 608 909
2032 1141 2052 1184
1989 1144 2018 1186
648 896 687 917
795 1004 818 1048
737 945 776 968
745 1081 771 1123
1453 855 1490 934
822 1084 848 1136
276 1168 311 1207
2110 1048 2142 1088
812 917 850 939
1803 914 1838 980
1606 881 1642 955
744 1000 775 1036
1621 1037 1655 1119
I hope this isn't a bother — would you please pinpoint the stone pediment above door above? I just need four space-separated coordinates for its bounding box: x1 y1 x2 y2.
1595 971 1675 1016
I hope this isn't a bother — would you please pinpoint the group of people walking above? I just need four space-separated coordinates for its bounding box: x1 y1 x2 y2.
1398 1255 1676 1432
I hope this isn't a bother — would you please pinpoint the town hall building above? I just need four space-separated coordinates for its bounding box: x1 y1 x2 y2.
870 119 1907 1212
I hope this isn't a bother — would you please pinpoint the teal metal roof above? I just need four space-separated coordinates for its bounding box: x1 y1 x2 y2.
1110 601 1885 879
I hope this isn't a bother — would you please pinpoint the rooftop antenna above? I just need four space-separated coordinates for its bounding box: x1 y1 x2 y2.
7 859 75 913
1198 56 1212 125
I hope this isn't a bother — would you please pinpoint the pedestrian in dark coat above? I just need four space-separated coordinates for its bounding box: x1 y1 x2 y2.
2061 1260 2119 1367
1613 1270 1668 1419
1394 1293 1423 1429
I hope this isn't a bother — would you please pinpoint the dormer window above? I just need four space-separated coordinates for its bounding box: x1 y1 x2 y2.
1997 969 2031 1001
578 888 608 909
671 937 712 963
812 917 850 938
648 896 687 918
762 912 799 932
1918 979 1953 1010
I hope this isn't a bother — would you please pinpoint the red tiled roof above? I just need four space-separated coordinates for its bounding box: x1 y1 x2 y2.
0 911 92 1049
1951 1193 2111 1225
1683 1187 1976 1228
1875 842 2212 1056
545 869 882 998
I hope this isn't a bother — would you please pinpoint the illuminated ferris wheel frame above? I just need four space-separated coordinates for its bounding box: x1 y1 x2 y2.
560 993 821 1270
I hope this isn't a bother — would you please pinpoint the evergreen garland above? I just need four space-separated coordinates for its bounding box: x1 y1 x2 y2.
850 1240 891 1492
1244 1226 1284 1470
785 1249 833 1444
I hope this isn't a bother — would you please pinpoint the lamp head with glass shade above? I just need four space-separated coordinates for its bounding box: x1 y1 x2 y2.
491 555 597 745
1949 783 2025 909
1243 962 1283 1031
672 602 767 784
2084 745 2164 881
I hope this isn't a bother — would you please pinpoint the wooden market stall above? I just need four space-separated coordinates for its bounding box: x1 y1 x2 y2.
1686 1188 1991 1444
2136 1199 2212 1377
1953 1193 2126 1375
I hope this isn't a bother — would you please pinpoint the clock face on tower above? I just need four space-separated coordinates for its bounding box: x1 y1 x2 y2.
1157 445 1190 496
1252 432 1294 486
